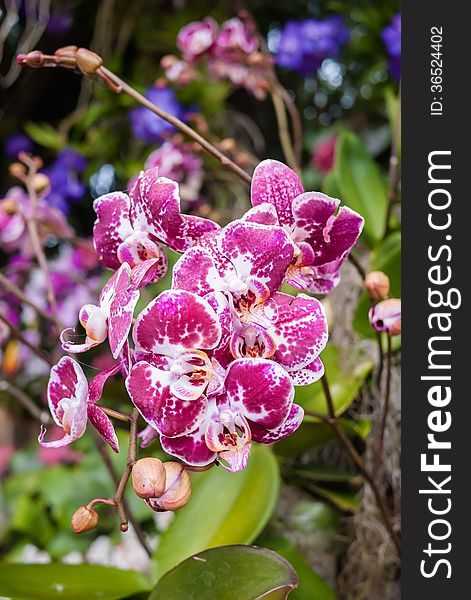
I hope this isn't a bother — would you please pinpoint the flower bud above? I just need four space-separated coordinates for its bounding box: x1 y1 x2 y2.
55 45 78 58
155 462 191 512
369 298 401 335
364 271 390 300
9 162 26 180
31 173 50 195
71 505 98 533
132 457 166 499
76 48 103 76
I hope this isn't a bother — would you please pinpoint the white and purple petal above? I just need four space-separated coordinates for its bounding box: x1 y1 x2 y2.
160 420 217 467
249 403 304 444
93 192 133 270
108 263 140 359
87 404 120 453
289 357 325 386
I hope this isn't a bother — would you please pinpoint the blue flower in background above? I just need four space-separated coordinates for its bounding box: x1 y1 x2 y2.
275 17 349 76
5 133 33 159
382 13 401 80
42 148 87 214
129 86 186 144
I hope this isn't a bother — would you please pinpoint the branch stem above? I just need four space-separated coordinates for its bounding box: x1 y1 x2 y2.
373 334 393 475
0 313 54 366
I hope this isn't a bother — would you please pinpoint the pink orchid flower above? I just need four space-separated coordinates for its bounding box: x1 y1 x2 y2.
246 159 364 294
39 356 120 452
125 289 222 439
160 358 301 472
93 167 218 276
61 262 139 358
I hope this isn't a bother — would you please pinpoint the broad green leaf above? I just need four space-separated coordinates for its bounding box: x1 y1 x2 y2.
150 545 297 599
293 345 372 416
332 131 388 245
353 232 401 339
153 445 279 579
302 484 360 513
24 122 64 150
263 539 336 600
0 564 150 600
288 465 361 484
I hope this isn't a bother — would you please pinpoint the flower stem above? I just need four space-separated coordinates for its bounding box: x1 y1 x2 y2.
101 406 131 422
270 88 301 176
373 334 393 476
309 374 401 554
384 82 401 236
0 271 57 325
0 313 54 366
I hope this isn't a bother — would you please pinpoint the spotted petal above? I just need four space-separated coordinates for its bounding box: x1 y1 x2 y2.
225 358 294 430
160 420 216 467
133 290 221 356
289 357 325 386
108 263 140 359
218 220 294 295
87 405 120 453
40 357 88 448
251 159 304 226
93 192 133 270
126 361 207 437
249 403 304 444
172 247 224 296
242 202 279 226
270 293 328 371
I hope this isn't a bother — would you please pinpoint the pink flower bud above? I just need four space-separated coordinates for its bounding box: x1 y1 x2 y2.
76 48 103 76
369 298 401 335
146 462 191 512
364 271 390 300
71 505 98 533
132 457 166 499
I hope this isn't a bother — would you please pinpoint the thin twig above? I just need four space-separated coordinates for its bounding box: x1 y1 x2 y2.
0 379 50 424
279 86 303 165
93 427 152 557
310 375 401 554
348 253 367 280
384 82 401 235
100 406 131 422
0 313 54 366
99 67 251 185
270 88 300 175
373 334 392 476
0 271 57 325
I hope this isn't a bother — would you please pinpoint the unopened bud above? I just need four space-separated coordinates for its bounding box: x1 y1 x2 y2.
132 457 166 499
76 48 103 76
19 50 44 67
369 298 401 336
148 462 191 512
364 271 390 300
219 138 236 153
71 505 98 533
55 45 78 58
9 162 26 180
32 173 50 195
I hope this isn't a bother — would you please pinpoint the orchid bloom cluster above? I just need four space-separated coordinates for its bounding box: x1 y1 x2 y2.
41 159 363 484
162 16 272 99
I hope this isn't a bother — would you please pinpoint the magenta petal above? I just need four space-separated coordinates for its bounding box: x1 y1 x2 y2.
289 357 325 386
242 202 279 226
293 195 364 266
160 421 216 467
126 361 207 437
225 358 294 430
130 170 188 252
181 214 221 249
108 263 140 359
93 192 133 270
131 256 168 289
133 290 221 356
87 404 119 453
250 403 304 444
250 159 304 226
138 424 160 448
204 291 233 351
270 292 328 371
218 220 294 295
88 363 121 404
172 247 223 296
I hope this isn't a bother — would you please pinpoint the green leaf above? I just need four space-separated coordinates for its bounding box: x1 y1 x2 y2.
149 545 298 600
301 483 360 513
153 445 279 579
0 564 150 600
385 87 401 159
24 122 64 150
263 539 336 600
353 232 401 339
331 131 388 245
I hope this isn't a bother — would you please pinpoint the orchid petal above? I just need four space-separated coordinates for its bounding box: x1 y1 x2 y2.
289 357 325 386
87 404 119 453
172 247 224 296
242 202 279 226
108 263 140 359
160 420 217 467
249 403 304 444
93 192 133 270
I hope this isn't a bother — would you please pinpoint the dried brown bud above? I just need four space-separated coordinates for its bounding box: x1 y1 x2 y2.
71 505 98 533
76 48 103 76
159 462 191 511
31 173 50 195
132 457 166 499
364 271 390 300
9 162 26 180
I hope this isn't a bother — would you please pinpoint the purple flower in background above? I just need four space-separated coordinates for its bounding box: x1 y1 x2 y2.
275 17 349 76
382 13 401 80
5 133 33 159
46 9 73 36
42 148 87 214
130 87 186 144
